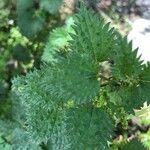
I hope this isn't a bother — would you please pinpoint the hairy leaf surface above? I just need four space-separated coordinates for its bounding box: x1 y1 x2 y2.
112 37 143 80
70 7 116 62
51 107 114 150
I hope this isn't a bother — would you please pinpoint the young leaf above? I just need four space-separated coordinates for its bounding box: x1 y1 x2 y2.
42 17 74 63
70 7 116 62
112 37 143 81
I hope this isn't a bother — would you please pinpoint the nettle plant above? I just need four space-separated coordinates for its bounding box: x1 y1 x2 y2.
12 7 150 149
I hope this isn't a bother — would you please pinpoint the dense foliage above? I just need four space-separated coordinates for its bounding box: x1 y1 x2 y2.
0 0 150 149
12 6 150 149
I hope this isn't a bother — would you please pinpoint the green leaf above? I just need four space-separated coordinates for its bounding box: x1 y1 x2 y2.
108 38 149 113
12 70 67 143
50 107 114 150
70 7 116 62
108 85 149 113
47 52 100 104
42 17 74 63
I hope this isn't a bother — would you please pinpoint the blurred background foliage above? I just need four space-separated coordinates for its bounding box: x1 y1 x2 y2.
0 0 149 149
